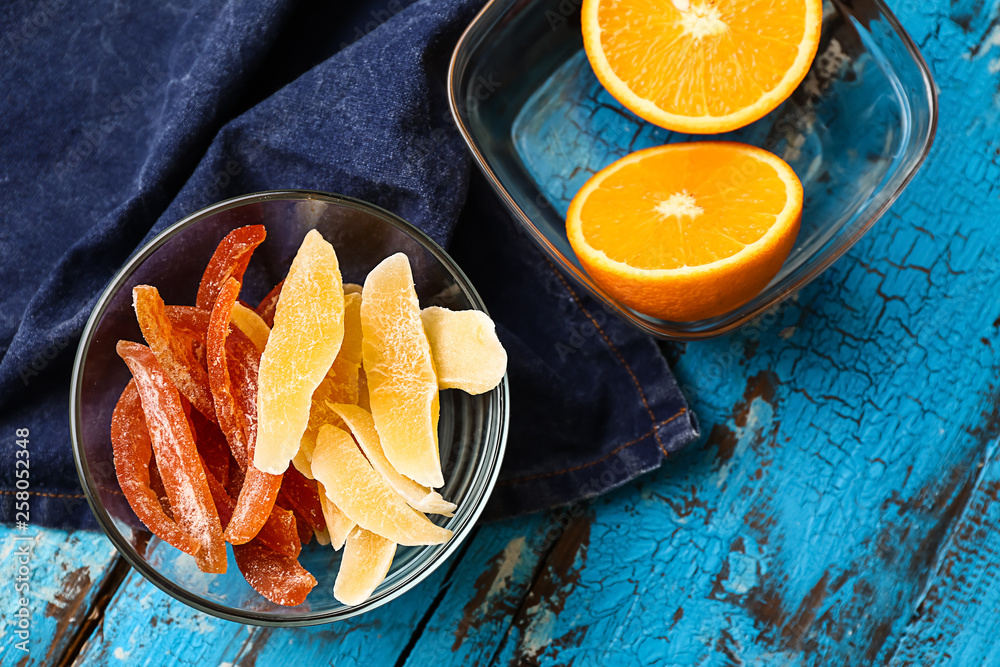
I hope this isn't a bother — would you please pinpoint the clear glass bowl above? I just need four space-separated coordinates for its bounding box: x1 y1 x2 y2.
449 0 937 339
69 191 509 625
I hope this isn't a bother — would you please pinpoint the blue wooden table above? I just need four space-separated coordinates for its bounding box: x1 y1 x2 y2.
5 1 1000 664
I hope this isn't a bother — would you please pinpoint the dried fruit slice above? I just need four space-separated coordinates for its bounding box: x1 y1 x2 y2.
117 341 227 573
329 403 455 516
343 283 363 295
334 527 396 606
187 402 230 489
256 280 283 328
317 481 355 550
233 541 316 607
314 527 331 546
292 292 363 478
312 424 452 546
196 225 266 310
420 307 507 395
230 302 270 352
134 286 215 419
277 465 326 533
361 253 443 488
255 230 345 474
208 279 283 546
111 380 199 556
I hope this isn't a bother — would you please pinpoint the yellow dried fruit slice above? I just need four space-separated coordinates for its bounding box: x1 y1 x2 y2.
420 306 507 395
343 282 363 295
230 302 270 352
292 293 363 478
334 527 396 606
317 481 356 550
314 527 331 546
329 403 455 516
312 424 452 546
361 253 443 488
255 230 345 474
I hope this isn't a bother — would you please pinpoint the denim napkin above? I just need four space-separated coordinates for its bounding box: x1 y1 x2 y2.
0 0 698 530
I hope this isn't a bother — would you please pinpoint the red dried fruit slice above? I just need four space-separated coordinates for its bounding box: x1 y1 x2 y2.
201 455 300 558
208 278 282 546
111 380 199 555
233 541 316 607
196 225 266 311
187 402 230 489
277 464 325 533
117 341 227 573
256 281 283 328
134 286 215 419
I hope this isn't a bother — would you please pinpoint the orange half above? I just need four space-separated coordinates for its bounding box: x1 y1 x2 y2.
566 141 802 322
582 0 823 133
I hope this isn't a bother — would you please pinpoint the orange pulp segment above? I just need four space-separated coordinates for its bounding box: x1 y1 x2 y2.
582 0 823 133
566 142 802 322
254 230 345 474
334 527 396 606
361 253 443 488
420 307 507 395
329 403 456 516
311 424 452 546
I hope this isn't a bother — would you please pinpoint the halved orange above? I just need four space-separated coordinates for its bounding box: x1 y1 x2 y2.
582 0 823 133
566 141 802 322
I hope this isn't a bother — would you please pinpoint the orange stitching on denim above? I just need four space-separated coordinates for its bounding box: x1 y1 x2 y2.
498 408 687 486
546 260 670 456
0 490 86 499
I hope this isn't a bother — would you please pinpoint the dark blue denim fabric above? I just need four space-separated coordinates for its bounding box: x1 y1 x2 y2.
0 0 698 529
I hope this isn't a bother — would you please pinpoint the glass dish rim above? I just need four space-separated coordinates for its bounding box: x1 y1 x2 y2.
69 189 511 626
447 0 939 340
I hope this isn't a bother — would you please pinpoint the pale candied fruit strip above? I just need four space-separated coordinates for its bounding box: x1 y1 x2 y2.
133 285 215 419
196 225 266 311
343 282 363 295
314 527 331 546
232 541 316 607
312 424 452 546
329 403 455 516
255 230 345 474
361 253 443 488
111 380 200 556
117 341 227 573
256 280 283 328
334 527 396 606
420 306 507 395
317 481 356 550
230 302 270 352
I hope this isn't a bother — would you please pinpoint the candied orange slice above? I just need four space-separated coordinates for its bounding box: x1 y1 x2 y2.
117 341 227 573
311 424 452 546
316 481 356 550
196 225 266 310
111 380 200 556
361 253 443 488
230 302 269 352
420 307 507 395
133 285 215 419
334 527 396 606
233 541 316 606
292 292 363 478
329 403 455 516
255 230 345 474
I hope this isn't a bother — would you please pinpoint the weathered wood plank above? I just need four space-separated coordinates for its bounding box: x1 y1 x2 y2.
469 1 1000 664
0 526 119 666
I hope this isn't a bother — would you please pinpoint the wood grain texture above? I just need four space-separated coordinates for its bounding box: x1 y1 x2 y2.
0 526 119 666
21 1 1000 665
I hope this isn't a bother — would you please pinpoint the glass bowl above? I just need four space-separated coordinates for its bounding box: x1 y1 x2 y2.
69 191 509 625
449 0 937 339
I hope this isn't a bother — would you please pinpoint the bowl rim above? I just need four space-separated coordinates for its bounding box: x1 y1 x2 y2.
69 189 510 626
447 0 939 340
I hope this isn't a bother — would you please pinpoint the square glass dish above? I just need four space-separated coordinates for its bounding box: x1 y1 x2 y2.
449 0 937 339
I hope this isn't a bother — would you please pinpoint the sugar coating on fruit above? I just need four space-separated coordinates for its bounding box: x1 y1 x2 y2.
312 424 452 546
361 253 443 488
255 230 345 474
329 403 456 516
334 527 396 606
420 306 507 396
